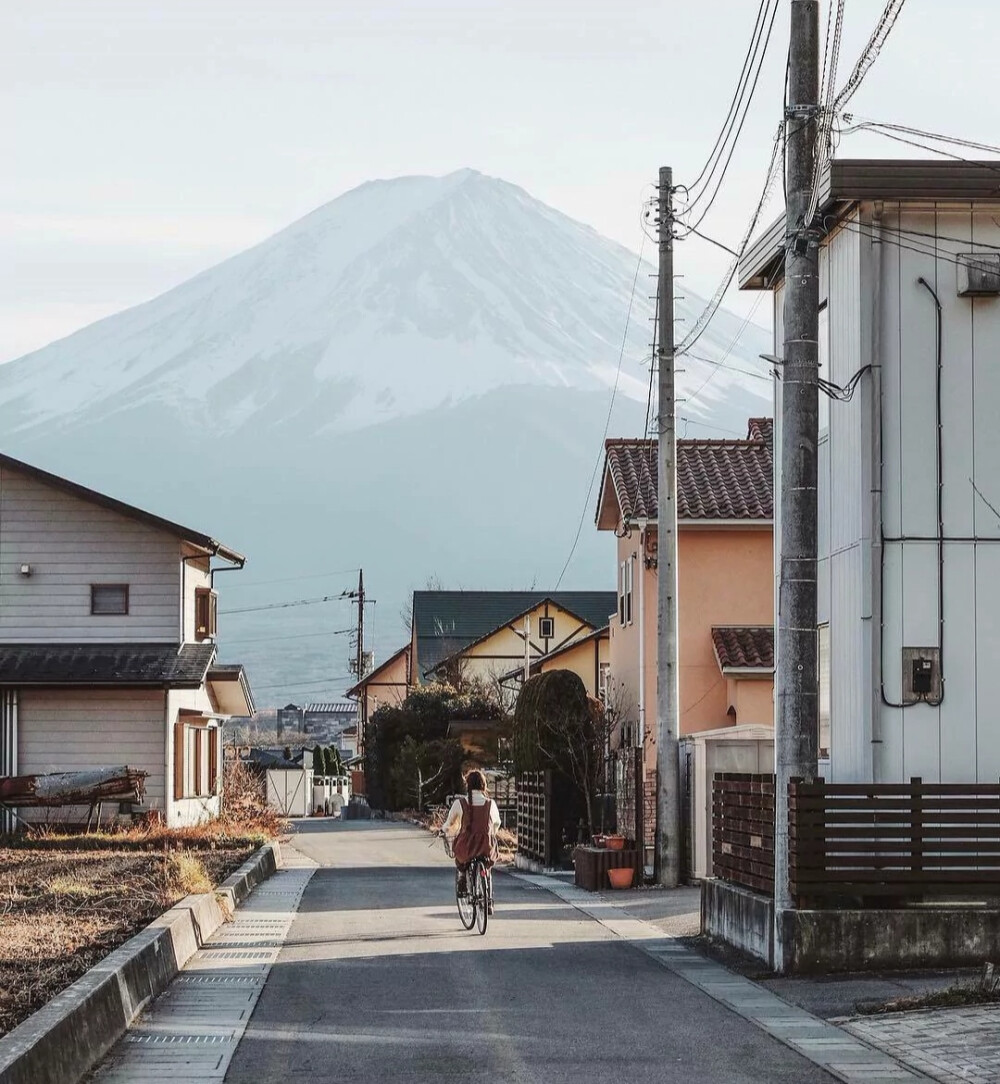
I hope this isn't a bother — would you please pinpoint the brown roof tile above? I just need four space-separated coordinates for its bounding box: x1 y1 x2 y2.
600 417 773 524
711 626 775 671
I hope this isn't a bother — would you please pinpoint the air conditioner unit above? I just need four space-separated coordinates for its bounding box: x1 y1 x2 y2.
957 253 1000 297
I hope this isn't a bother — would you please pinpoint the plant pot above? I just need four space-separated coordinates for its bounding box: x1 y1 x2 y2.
604 835 625 851
607 867 635 889
592 834 605 848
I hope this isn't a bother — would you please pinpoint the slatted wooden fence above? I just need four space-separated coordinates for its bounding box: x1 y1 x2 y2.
712 773 775 894
790 777 1000 902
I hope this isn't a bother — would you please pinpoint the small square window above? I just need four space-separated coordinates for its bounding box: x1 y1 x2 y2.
91 584 129 615
538 616 555 639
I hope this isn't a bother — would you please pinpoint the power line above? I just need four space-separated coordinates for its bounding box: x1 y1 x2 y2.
221 627 355 646
834 0 909 111
553 232 647 590
221 591 354 616
843 117 1000 157
683 0 781 229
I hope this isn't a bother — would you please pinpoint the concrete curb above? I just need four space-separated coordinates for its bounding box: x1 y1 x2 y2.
0 840 281 1084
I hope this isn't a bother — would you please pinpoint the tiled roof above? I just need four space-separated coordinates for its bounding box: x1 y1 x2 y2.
711 627 775 671
412 591 616 678
0 643 217 687
599 417 773 524
304 702 355 715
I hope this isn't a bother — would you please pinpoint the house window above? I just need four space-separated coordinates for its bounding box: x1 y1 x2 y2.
91 584 129 615
818 624 831 760
173 719 220 799
195 588 218 641
619 558 634 626
598 662 611 703
538 616 555 639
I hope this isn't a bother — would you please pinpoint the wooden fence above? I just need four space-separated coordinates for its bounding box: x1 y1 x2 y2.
712 773 775 894
790 777 1000 901
712 773 1000 903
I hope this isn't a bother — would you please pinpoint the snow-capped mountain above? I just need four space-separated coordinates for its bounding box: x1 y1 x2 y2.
0 169 768 438
0 170 771 702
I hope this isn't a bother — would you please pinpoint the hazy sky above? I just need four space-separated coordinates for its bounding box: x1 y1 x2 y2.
2 0 994 362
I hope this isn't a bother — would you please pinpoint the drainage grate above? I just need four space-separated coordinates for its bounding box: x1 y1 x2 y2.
127 1033 234 1046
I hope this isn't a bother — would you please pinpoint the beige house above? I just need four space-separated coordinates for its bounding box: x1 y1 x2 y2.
595 419 775 766
423 594 615 697
0 453 254 828
524 625 610 702
346 643 411 759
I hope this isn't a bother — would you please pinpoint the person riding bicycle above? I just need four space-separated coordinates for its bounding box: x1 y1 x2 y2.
442 770 500 909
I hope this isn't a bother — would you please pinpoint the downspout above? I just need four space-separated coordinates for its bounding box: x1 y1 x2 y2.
637 538 646 749
869 207 884 781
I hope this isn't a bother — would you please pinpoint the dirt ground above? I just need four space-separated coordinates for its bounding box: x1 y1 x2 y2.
0 837 258 1037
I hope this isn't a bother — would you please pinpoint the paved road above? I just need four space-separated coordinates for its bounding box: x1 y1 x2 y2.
224 820 836 1083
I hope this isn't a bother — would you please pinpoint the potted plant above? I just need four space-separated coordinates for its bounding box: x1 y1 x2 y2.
603 834 626 851
607 866 635 889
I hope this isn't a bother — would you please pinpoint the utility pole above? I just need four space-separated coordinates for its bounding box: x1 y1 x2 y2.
355 569 366 682
775 0 820 966
655 165 681 888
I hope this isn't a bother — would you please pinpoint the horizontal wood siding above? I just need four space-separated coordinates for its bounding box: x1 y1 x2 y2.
0 466 181 641
17 688 166 817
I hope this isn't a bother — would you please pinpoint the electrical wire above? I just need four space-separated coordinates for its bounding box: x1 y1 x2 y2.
222 627 355 646
806 0 846 225
681 0 781 234
844 117 1000 157
677 122 783 358
236 568 359 589
834 0 909 111
220 591 355 616
553 233 647 590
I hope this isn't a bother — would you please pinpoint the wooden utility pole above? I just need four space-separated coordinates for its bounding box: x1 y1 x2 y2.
775 0 820 966
655 165 681 888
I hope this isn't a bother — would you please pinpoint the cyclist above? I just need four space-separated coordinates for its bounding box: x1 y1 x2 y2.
442 769 500 911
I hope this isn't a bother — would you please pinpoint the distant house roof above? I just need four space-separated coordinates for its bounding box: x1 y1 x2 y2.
304 702 355 715
346 644 411 699
0 643 218 687
596 418 773 528
533 625 609 674
412 591 617 679
342 725 358 737
0 452 244 564
711 627 775 673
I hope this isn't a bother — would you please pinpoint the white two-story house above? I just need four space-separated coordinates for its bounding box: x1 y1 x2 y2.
0 453 254 827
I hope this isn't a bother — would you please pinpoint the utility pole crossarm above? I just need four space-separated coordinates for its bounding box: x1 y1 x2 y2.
655 166 681 888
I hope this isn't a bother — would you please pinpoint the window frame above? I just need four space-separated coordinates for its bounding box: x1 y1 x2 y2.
194 587 218 642
173 718 221 800
538 616 555 640
90 583 129 616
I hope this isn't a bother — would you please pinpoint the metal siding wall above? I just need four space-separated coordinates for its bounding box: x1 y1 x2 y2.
830 548 865 779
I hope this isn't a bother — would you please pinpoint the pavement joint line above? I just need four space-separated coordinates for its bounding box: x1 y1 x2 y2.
511 871 935 1084
90 861 316 1083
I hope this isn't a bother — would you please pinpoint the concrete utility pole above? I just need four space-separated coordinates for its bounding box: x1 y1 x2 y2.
775 0 820 962
356 569 366 682
655 165 681 888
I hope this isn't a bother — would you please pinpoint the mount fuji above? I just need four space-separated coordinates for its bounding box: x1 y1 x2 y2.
0 169 771 703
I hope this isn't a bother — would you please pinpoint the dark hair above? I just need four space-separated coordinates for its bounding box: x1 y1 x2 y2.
465 770 487 801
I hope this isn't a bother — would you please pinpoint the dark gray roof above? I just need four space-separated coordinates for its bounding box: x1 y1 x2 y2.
0 643 217 687
0 452 244 564
304 702 355 714
412 591 616 678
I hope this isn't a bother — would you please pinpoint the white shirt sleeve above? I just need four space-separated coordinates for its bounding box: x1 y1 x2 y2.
489 799 501 833
442 798 464 839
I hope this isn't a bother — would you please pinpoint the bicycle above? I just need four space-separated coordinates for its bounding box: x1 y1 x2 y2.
442 835 492 935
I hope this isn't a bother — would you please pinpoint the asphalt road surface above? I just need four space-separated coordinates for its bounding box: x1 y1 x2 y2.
224 820 835 1084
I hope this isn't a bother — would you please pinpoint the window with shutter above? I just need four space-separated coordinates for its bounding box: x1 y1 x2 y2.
195 588 218 641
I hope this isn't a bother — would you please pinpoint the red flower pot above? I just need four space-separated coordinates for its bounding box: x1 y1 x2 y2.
608 867 635 889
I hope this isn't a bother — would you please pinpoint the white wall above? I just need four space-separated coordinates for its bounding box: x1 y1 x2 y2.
814 203 1000 784
17 687 167 820
0 465 181 642
167 685 222 827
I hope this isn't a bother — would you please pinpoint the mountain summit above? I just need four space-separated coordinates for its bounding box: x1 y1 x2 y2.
0 171 770 701
0 169 768 441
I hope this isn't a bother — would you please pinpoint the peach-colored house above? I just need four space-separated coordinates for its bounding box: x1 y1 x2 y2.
346 643 411 759
595 418 775 774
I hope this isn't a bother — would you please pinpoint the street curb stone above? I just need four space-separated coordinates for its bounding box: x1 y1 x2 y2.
0 840 281 1084
514 871 936 1084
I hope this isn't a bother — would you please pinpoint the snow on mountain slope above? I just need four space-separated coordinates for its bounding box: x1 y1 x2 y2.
0 169 770 439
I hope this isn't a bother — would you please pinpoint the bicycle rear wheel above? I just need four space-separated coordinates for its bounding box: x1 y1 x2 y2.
475 863 489 935
456 868 475 930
